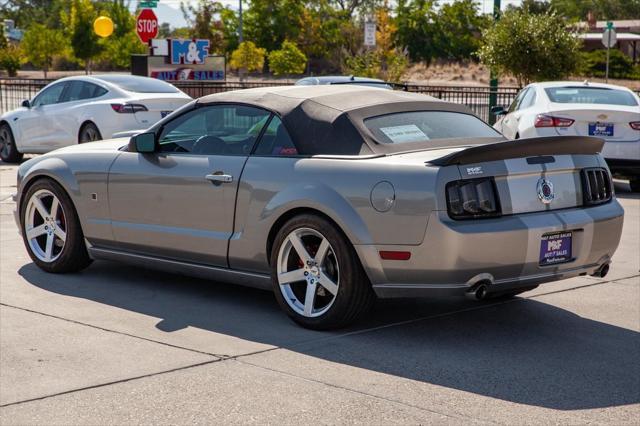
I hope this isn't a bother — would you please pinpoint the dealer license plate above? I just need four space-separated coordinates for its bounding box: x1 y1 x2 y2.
588 122 613 137
539 232 572 266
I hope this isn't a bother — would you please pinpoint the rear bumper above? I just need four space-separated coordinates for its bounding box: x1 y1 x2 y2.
356 201 624 298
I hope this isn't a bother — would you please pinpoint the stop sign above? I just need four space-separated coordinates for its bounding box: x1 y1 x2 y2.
136 8 158 44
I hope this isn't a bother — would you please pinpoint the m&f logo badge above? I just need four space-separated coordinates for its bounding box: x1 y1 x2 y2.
170 39 210 65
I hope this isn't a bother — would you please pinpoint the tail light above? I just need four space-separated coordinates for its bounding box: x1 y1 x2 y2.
581 168 612 206
111 103 148 113
446 178 501 219
630 121 640 130
534 114 574 128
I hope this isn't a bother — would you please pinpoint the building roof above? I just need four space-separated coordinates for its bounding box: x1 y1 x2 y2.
578 32 640 41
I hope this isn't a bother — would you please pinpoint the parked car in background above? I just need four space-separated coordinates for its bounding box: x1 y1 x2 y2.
295 75 393 89
13 86 623 329
0 75 192 163
492 81 640 191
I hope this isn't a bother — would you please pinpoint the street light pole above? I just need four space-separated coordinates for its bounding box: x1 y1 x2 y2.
238 0 243 43
488 0 501 125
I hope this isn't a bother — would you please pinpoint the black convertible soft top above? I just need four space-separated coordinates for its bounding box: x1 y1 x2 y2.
197 85 492 156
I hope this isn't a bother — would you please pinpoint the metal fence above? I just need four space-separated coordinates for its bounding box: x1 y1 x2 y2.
5 78 637 123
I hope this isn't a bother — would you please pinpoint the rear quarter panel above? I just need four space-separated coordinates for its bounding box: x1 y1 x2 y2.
229 155 457 273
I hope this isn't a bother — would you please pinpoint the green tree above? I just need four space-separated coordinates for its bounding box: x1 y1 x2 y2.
268 40 307 76
62 0 103 73
21 23 66 78
581 49 635 79
0 44 21 77
478 9 582 86
229 41 266 72
394 0 439 63
180 0 226 54
549 0 640 21
437 0 489 60
97 0 146 70
0 0 66 29
244 0 305 53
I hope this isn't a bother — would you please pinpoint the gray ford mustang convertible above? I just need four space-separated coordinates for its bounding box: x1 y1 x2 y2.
13 85 624 329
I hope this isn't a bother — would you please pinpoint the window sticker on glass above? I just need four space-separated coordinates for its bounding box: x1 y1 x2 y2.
379 124 428 143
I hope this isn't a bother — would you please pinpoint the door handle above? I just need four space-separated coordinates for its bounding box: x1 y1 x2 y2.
205 172 233 183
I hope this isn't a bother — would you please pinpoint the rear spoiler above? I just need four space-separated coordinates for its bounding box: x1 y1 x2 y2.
428 136 605 166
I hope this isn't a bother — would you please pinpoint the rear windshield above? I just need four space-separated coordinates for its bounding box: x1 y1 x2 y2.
545 87 638 106
364 111 500 144
96 75 179 93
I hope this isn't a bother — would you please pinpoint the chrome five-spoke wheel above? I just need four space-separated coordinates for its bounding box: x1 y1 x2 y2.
271 214 375 329
24 189 68 263
277 228 340 317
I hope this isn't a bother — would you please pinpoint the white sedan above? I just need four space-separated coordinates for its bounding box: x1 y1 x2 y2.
493 81 640 191
0 75 192 163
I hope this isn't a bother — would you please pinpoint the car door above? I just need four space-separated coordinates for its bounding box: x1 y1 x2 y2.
107 104 271 267
16 82 68 150
55 81 109 145
499 87 530 139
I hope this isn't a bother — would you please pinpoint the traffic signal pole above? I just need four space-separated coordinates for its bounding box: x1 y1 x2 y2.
488 0 501 125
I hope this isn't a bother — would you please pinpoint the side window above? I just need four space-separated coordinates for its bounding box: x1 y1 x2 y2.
253 116 298 156
32 83 66 107
507 88 527 113
518 88 536 110
62 81 108 102
157 105 270 155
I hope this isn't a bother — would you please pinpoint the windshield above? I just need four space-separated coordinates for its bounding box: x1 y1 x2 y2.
544 87 638 106
364 111 501 144
96 75 179 93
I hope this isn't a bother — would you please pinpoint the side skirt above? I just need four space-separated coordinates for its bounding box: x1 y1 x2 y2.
88 247 273 291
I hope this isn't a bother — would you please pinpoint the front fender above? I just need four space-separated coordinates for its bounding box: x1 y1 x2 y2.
17 157 79 209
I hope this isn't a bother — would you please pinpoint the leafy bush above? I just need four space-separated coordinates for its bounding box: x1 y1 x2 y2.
580 49 635 79
229 41 266 73
477 9 582 85
268 41 307 76
21 24 66 78
0 45 21 77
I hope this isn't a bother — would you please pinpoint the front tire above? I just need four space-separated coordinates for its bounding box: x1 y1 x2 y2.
0 123 23 163
21 179 92 273
270 214 375 330
78 122 102 144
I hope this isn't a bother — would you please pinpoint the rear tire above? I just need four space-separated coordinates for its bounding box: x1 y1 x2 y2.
270 214 375 330
78 122 102 144
20 179 92 273
0 123 23 163
630 177 640 193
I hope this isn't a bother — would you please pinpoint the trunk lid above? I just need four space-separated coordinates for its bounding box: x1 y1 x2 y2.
128 94 191 126
546 104 639 141
430 136 605 214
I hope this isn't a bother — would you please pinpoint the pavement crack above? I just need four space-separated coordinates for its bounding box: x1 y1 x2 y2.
0 359 221 408
235 358 494 424
0 302 227 359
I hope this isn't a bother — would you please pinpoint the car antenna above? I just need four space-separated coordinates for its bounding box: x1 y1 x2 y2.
349 75 355 81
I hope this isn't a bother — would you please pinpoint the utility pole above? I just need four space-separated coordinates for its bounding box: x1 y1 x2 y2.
488 0 501 125
238 0 243 43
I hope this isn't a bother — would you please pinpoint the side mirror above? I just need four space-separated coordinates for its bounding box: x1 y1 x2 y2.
129 132 156 153
21 99 30 108
491 106 506 116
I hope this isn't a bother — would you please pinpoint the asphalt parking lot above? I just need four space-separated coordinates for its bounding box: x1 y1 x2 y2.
0 160 638 425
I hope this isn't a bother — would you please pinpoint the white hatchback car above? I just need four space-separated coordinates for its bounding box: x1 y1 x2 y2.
493 81 640 191
0 75 192 163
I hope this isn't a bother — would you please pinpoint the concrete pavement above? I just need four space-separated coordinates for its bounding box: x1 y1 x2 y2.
0 160 638 424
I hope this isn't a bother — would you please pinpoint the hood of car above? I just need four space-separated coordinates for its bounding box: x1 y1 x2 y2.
51 138 129 154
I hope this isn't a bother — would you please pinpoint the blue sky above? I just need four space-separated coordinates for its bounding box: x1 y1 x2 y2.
147 0 525 29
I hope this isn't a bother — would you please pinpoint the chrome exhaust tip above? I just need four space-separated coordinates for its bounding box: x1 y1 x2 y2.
591 263 610 278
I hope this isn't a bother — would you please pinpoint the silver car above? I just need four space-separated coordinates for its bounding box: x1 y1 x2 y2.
13 85 624 329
